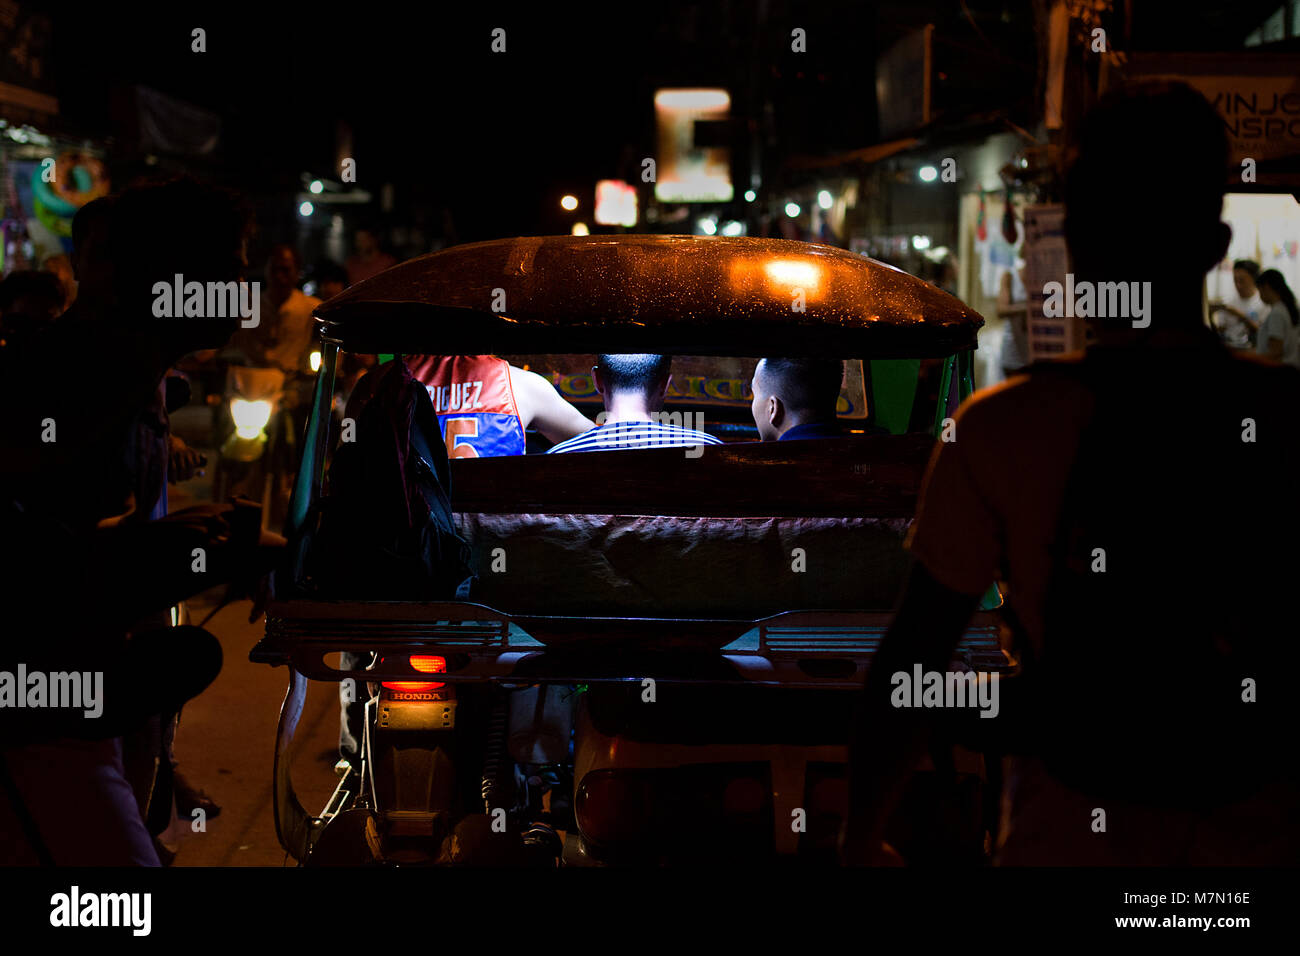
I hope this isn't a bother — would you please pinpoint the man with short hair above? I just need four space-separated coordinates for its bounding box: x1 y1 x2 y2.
750 357 846 441
1210 259 1263 349
547 353 721 453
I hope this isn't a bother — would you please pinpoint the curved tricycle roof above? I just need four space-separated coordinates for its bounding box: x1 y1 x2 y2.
314 235 983 357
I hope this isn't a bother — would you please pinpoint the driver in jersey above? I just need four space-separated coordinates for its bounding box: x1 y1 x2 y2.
406 354 594 456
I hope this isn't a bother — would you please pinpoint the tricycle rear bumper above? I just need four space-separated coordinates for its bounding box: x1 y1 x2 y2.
251 600 1008 689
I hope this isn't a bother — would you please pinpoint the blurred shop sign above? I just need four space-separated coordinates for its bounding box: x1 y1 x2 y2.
876 25 932 139
1104 53 1300 185
0 3 56 118
595 180 638 227
654 88 733 203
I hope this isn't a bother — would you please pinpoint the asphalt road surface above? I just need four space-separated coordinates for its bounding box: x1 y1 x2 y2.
166 591 340 867
163 408 338 867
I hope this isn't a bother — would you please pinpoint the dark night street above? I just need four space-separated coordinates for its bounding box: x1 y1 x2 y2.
0 0 1297 939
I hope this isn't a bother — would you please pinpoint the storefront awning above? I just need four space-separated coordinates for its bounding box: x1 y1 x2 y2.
786 137 919 171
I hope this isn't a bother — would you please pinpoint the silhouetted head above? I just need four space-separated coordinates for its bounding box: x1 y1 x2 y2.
751 357 844 441
313 259 349 300
593 353 672 414
1065 81 1230 324
42 255 76 311
108 177 252 348
264 244 301 302
71 196 116 304
0 270 64 325
354 228 379 259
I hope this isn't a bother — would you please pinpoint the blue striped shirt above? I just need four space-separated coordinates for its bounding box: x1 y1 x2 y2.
547 420 723 454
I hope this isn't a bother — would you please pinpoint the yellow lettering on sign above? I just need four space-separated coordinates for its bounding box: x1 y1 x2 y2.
703 378 746 402
560 373 598 398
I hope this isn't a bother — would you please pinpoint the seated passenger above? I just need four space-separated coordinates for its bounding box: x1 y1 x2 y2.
546 353 722 453
750 357 847 440
394 354 595 457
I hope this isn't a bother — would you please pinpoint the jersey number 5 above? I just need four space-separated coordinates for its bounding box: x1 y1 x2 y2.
443 417 479 458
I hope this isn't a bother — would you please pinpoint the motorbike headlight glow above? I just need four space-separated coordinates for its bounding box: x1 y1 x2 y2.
231 398 273 439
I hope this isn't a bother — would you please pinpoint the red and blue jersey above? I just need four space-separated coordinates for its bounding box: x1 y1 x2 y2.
405 354 527 458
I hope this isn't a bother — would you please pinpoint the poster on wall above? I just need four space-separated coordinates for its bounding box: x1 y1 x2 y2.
1022 204 1084 361
1259 217 1300 292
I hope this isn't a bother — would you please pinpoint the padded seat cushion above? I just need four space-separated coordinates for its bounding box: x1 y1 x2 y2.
455 512 912 617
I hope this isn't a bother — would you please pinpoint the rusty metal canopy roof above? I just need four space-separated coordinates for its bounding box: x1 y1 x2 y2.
315 235 983 357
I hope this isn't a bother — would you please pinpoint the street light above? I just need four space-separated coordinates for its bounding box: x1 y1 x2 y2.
309 180 324 194
560 194 579 211
299 201 314 217
918 165 939 183
744 189 757 203
784 202 801 218
818 190 833 209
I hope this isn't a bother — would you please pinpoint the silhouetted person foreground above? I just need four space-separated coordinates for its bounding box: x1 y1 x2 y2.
0 178 279 865
843 82 1300 865
0 270 65 353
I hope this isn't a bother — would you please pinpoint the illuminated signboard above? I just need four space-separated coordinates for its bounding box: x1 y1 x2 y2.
653 88 734 203
507 355 869 420
1103 53 1300 187
595 180 638 227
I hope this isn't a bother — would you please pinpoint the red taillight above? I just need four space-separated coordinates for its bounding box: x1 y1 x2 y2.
381 655 446 692
409 655 446 675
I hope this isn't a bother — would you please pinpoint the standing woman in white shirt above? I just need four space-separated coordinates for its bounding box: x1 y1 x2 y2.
1253 269 1300 368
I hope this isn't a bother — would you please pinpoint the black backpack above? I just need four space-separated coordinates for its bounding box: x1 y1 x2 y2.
303 358 475 601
